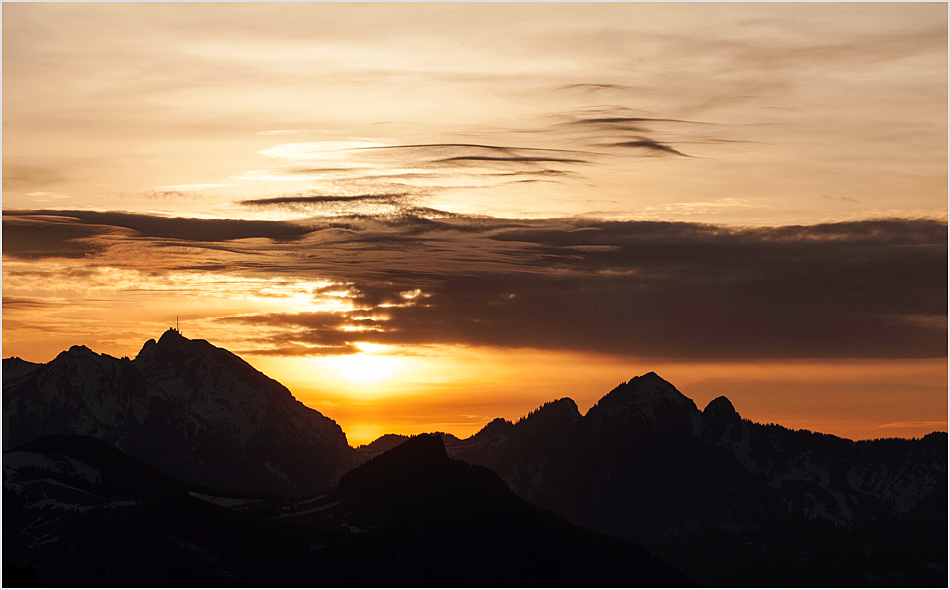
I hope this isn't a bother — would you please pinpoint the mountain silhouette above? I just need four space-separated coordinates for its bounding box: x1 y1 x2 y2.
3 335 945 586
437 373 948 586
2 329 357 496
3 435 308 586
4 433 691 587
275 433 692 587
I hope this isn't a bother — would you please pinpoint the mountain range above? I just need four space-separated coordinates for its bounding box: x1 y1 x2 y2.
4 329 356 496
3 331 946 586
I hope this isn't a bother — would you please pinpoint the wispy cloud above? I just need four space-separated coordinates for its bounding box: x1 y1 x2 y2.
605 138 690 157
255 129 307 136
822 194 862 204
240 140 595 191
154 183 234 191
2 210 315 258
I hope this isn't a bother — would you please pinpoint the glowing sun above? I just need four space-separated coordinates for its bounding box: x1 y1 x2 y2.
331 353 401 384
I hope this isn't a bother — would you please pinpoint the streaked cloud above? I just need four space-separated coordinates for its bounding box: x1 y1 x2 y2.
4 208 945 360
154 183 234 191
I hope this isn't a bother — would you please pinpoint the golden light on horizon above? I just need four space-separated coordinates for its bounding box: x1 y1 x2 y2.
327 347 403 386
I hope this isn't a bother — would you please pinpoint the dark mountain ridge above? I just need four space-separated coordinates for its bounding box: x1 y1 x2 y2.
4 433 690 587
431 373 947 586
3 334 945 586
3 329 357 496
272 433 692 587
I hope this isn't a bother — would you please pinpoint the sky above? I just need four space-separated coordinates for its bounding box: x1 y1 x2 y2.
3 3 947 445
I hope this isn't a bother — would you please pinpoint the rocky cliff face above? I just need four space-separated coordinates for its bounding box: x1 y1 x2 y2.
3 329 358 496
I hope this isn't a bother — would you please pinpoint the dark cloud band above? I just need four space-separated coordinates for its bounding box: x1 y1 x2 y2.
4 208 945 360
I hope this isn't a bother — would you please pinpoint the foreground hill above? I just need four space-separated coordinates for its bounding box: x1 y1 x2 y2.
2 329 357 496
3 435 296 586
3 434 690 587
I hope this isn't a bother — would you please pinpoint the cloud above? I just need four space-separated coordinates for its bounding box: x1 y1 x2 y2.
3 208 945 360
2 162 66 191
543 107 723 158
255 129 306 136
566 115 701 127
2 209 316 260
1 214 118 259
557 83 648 94
245 141 594 187
222 215 946 360
154 183 233 191
433 155 590 165
822 194 862 204
2 297 54 309
605 139 690 157
239 192 409 206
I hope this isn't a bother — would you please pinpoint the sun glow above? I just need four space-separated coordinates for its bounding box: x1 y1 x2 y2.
330 353 402 384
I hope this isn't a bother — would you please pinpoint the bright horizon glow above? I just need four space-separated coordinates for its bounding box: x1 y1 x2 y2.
327 353 403 386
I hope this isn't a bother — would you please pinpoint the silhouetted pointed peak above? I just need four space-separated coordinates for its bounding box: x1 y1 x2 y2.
701 396 741 442
587 372 699 431
627 371 673 389
597 372 694 409
703 396 739 419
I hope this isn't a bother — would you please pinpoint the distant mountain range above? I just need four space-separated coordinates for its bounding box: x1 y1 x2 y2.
442 374 947 586
3 332 946 586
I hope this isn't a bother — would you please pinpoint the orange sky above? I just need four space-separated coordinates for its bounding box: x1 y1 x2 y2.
3 3 947 446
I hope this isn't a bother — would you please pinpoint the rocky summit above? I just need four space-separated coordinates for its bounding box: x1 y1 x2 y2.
2 329 358 496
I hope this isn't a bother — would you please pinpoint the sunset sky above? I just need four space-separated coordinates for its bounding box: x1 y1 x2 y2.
3 3 947 445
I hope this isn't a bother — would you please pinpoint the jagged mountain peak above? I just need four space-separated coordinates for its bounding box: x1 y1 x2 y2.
55 345 117 368
4 331 358 495
593 372 697 412
136 329 224 366
585 372 700 434
47 344 131 375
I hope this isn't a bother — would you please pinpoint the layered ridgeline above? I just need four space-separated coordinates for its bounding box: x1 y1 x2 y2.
3 434 689 586
362 373 948 586
4 333 946 585
2 329 357 496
